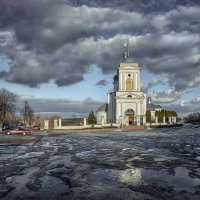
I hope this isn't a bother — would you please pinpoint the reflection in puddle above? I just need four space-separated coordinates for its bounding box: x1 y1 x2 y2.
119 165 200 191
118 156 200 191
119 168 141 185
142 167 200 189
119 157 142 185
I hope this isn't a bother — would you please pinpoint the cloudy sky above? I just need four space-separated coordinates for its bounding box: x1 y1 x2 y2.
0 0 200 118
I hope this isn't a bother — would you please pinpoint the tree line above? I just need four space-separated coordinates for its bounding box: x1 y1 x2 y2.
146 109 177 123
0 88 36 127
184 112 200 124
0 88 97 129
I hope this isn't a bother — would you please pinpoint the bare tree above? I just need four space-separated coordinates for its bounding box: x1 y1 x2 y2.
0 88 18 125
21 101 34 127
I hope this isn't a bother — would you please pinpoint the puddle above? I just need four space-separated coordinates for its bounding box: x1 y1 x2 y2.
121 158 200 191
88 167 178 189
141 167 200 190
119 168 142 185
76 150 96 158
196 156 200 161
15 152 44 159
154 156 177 162
47 155 71 169
87 169 119 186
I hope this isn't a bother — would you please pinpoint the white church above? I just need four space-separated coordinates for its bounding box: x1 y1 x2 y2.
43 41 177 130
96 40 147 126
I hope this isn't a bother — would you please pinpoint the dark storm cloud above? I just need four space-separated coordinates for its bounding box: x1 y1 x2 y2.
95 79 109 86
132 32 200 92
55 75 84 87
68 0 199 13
0 0 145 87
0 0 199 94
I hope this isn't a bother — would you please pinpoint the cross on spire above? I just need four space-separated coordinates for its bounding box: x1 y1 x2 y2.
123 39 130 60
126 39 129 57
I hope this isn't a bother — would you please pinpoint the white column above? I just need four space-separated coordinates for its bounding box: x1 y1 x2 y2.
168 117 172 124
155 116 158 124
120 102 123 118
101 116 104 126
143 115 146 125
59 119 62 127
138 72 140 90
117 103 121 123
122 72 124 90
134 73 138 90
54 119 58 129
44 120 49 130
163 116 166 123
137 115 140 126
119 72 122 90
84 118 87 127
137 103 140 116
140 102 143 115
173 117 177 123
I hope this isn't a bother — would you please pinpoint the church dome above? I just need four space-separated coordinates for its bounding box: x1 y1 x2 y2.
113 74 118 81
122 57 135 63
97 104 108 112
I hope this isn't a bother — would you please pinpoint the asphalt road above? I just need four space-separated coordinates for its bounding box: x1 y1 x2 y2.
0 125 199 200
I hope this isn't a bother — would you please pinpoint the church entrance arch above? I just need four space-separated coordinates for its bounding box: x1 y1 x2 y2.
125 109 135 125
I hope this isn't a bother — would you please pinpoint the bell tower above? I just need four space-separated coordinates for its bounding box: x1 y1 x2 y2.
115 40 146 126
118 40 141 92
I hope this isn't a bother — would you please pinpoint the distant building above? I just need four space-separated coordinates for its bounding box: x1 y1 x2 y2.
146 96 163 121
96 104 107 125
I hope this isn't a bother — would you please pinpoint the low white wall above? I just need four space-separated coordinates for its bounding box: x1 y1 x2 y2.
43 118 121 130
53 122 120 130
146 122 173 126
54 126 84 130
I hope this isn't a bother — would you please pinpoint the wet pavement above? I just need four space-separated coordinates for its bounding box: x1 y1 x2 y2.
0 124 199 200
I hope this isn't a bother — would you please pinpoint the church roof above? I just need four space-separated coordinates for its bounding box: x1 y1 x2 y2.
122 57 135 63
96 104 108 112
147 103 162 111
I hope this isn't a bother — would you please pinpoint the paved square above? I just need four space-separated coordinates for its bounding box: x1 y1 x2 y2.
0 125 199 200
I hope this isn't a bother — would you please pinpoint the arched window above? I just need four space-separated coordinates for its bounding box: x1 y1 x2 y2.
126 78 133 90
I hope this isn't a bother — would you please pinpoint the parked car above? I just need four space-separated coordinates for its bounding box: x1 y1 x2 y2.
2 126 31 135
32 125 40 130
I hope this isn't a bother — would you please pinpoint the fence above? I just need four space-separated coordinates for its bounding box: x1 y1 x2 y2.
44 118 119 130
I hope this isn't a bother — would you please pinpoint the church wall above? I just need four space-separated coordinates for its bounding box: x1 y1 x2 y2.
96 111 107 125
107 92 116 123
141 94 147 115
151 111 156 121
107 93 112 123
116 97 145 124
